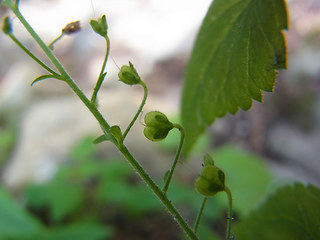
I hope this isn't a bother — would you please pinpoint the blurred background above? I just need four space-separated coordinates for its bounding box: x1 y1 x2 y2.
0 0 319 239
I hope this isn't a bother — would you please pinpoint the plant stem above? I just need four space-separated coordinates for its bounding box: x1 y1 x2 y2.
193 196 208 233
119 145 198 240
4 2 199 239
122 80 147 140
163 124 184 194
91 36 110 105
48 32 64 50
14 0 19 7
225 187 233 240
8 34 59 76
4 0 113 136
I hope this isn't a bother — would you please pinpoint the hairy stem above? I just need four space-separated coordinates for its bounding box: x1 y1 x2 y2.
225 187 233 240
122 80 147 139
119 145 198 240
193 196 208 233
163 124 184 194
4 2 199 239
91 36 110 105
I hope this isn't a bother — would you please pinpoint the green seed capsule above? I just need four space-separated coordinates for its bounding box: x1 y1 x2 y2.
118 61 141 85
143 111 173 141
195 165 225 197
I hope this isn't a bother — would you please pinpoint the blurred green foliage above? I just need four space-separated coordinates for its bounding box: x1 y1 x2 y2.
1 135 318 240
0 136 219 239
0 187 40 239
0 112 17 167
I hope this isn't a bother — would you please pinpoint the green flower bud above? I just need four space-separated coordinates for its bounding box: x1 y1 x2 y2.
118 61 141 85
195 165 225 197
90 14 108 37
2 16 12 35
203 153 214 166
143 111 173 141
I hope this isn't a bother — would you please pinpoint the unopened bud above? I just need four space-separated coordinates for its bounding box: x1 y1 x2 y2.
2 16 12 35
118 61 141 85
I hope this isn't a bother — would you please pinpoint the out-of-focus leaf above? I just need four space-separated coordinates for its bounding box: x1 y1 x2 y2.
181 0 288 154
71 136 96 161
0 188 41 238
26 178 84 222
0 127 16 165
41 222 112 240
195 224 222 240
234 183 320 240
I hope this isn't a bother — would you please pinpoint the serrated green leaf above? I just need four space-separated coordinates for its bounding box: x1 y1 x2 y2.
181 0 288 154
234 183 320 240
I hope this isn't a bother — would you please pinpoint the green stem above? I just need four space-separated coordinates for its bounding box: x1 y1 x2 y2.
162 124 185 194
193 197 208 233
8 34 59 76
122 80 147 139
4 0 113 136
14 0 19 9
91 36 110 105
5 1 70 77
119 145 198 240
5 2 199 239
48 32 64 50
225 187 233 240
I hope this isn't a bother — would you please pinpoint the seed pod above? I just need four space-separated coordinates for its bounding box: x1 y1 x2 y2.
143 111 173 141
118 61 141 85
195 165 225 197
62 21 81 35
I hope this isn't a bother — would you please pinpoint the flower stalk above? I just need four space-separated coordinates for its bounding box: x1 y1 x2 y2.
1 1 199 239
